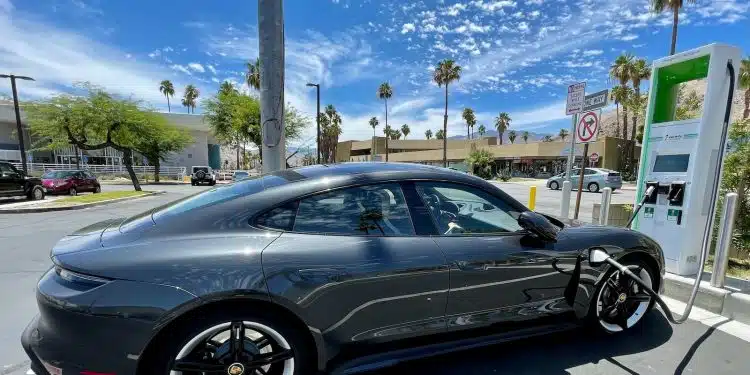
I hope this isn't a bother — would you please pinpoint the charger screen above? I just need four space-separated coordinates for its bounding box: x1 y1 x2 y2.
653 154 690 173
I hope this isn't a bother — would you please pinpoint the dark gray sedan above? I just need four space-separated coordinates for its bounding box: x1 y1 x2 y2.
21 162 664 375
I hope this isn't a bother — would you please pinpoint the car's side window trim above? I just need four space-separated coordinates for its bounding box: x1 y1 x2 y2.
400 181 439 236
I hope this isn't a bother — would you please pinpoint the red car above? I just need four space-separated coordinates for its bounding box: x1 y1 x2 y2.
41 170 101 195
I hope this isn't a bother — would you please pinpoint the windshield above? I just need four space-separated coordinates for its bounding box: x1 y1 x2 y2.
193 167 209 173
42 171 76 178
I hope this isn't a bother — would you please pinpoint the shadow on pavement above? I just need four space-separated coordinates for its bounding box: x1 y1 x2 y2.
373 311 674 375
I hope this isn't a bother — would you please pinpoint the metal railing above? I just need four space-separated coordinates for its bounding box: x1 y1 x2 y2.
11 163 187 179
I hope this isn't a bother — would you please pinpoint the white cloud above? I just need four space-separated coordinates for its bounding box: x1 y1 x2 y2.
148 49 161 58
620 34 638 41
472 0 517 13
163 46 174 52
211 77 220 83
525 0 543 4
529 10 541 19
441 3 468 16
171 64 191 75
401 23 415 34
391 97 435 115
583 49 603 56
207 65 217 74
517 21 529 32
188 62 205 73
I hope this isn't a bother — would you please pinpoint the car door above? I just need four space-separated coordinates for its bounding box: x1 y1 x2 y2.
413 181 579 331
84 171 97 191
261 182 450 346
0 163 24 194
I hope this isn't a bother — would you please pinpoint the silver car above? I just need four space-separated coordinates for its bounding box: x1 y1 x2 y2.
546 167 622 192
232 170 251 181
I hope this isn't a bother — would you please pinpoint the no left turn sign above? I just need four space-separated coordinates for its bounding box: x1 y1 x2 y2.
576 111 599 143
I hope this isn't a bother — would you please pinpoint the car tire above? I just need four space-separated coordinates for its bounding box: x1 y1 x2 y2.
69 187 77 196
549 181 559 190
94 185 101 194
191 180 196 186
27 186 45 201
210 180 216 186
587 258 656 334
147 309 315 375
588 182 600 193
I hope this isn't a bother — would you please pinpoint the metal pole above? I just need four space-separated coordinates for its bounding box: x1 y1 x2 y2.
565 113 577 183
315 85 320 164
259 0 285 173
599 187 612 225
560 180 572 219
10 77 28 174
711 193 738 288
573 142 589 219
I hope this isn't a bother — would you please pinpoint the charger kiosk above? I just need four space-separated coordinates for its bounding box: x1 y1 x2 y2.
633 43 741 276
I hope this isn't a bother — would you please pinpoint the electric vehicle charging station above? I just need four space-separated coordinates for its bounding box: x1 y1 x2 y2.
632 43 741 276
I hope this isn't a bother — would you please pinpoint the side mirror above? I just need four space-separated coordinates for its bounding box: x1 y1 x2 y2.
588 247 611 267
517 211 560 242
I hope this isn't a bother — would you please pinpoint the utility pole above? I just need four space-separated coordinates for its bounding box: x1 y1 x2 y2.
306 83 320 164
259 0 285 173
1 74 35 174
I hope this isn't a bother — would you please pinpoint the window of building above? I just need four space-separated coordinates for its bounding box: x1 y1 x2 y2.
293 183 414 236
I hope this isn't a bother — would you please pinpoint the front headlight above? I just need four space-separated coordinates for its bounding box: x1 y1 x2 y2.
54 266 110 287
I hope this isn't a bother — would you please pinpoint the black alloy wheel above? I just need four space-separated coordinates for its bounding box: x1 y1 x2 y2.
592 261 654 333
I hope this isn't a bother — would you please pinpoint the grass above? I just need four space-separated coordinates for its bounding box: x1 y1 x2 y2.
52 191 150 205
704 254 750 280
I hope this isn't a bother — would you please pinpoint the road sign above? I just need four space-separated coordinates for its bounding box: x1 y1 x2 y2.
589 152 600 163
583 89 609 111
576 111 599 143
566 82 586 115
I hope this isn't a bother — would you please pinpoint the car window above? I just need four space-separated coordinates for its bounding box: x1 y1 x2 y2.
255 201 299 231
293 183 414 236
85 172 96 179
0 163 14 174
584 169 598 175
193 167 209 173
415 182 522 235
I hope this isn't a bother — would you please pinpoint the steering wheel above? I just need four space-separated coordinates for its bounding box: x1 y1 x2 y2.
425 193 458 231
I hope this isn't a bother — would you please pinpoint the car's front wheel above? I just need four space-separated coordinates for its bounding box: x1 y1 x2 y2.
588 182 600 193
152 310 314 375
549 181 559 190
27 186 45 201
589 259 655 334
69 187 77 196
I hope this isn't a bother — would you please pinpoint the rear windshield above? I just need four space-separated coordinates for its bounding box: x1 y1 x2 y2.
193 167 209 173
42 171 76 178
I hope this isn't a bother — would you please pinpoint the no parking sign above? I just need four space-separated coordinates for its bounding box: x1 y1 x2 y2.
576 111 599 144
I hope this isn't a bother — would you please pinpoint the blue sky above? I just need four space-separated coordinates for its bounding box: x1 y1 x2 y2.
1 0 748 146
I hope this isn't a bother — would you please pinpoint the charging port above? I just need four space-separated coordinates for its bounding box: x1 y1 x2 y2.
668 181 686 206
645 182 659 204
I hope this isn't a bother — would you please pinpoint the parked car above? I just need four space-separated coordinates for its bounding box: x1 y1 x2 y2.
22 163 664 375
546 168 622 192
0 162 45 201
191 166 216 186
232 170 250 181
41 170 101 195
535 171 552 179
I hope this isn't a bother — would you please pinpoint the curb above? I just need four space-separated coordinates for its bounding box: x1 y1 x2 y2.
663 272 750 325
0 191 165 214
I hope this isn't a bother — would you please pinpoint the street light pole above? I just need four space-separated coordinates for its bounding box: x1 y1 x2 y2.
258 0 286 173
1 74 35 174
306 83 320 164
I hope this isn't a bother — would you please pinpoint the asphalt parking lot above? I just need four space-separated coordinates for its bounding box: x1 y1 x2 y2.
1 182 748 375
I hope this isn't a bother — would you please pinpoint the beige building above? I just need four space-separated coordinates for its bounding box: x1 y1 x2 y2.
336 136 639 174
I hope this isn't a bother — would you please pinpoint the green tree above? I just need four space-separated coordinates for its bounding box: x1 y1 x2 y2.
462 107 476 140
435 129 445 140
321 104 342 163
369 116 379 137
627 93 649 143
675 88 702 120
466 149 494 179
159 80 175 112
495 112 511 145
722 118 750 257
558 128 569 142
183 84 199 113
383 124 393 140
651 0 696 55
135 116 193 182
610 85 633 137
522 131 529 143
219 81 236 95
433 59 462 167
508 130 517 144
246 58 261 91
740 57 750 120
378 82 393 161
478 124 486 138
610 53 634 139
629 58 651 170
542 135 554 142
425 129 433 139
25 85 161 191
391 129 402 140
401 124 410 139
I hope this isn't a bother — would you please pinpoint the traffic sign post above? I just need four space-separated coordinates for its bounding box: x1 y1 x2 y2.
583 89 609 112
589 152 600 164
564 82 585 184
572 111 600 219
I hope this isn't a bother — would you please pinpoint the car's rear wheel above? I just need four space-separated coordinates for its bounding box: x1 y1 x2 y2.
69 187 77 196
590 259 654 334
27 186 45 201
152 311 314 375
549 181 559 190
94 185 101 193
588 182 600 193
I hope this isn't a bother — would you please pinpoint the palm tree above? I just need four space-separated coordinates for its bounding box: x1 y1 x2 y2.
495 112 511 145
740 56 750 119
401 124 410 139
651 0 696 55
629 58 651 170
542 135 554 142
159 80 175 112
433 59 462 167
378 82 393 161
508 130 517 144
219 81 235 95
610 53 634 139
246 58 261 91
425 129 433 139
522 131 529 144
181 97 190 113
610 85 633 137
478 124 486 138
383 124 392 140
558 128 569 142
369 117 379 137
391 129 402 140
462 108 476 139
436 129 445 139
183 85 199 113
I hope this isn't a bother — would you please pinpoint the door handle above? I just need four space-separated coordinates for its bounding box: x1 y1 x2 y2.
298 268 351 282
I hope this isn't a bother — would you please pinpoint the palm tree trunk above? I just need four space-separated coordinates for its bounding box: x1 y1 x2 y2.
615 103 620 136
154 160 160 183
122 149 142 191
622 106 629 140
385 99 389 162
630 87 640 173
670 8 678 55
166 96 171 113
499 131 504 145
744 88 750 119
443 85 449 167
236 145 240 170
